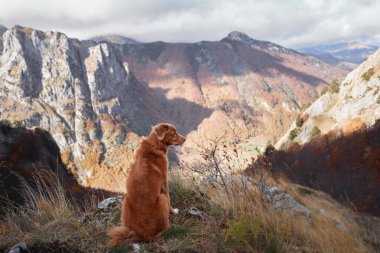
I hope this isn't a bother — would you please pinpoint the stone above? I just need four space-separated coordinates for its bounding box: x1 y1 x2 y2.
97 196 122 209
8 243 28 253
262 185 311 219
319 208 347 231
188 206 205 219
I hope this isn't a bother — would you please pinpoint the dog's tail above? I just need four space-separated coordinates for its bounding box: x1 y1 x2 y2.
107 225 138 248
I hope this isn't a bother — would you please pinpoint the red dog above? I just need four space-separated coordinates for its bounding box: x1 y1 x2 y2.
108 123 186 247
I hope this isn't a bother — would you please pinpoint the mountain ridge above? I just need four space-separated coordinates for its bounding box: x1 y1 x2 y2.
299 41 378 64
0 25 346 190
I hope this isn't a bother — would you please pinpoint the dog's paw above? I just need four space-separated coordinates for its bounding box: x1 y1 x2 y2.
172 208 179 215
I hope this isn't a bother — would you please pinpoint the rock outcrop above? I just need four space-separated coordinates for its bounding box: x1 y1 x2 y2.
0 121 81 206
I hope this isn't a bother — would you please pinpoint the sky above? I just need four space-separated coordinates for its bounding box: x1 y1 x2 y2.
0 0 379 48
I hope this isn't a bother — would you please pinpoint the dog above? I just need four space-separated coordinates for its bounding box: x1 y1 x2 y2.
107 123 186 248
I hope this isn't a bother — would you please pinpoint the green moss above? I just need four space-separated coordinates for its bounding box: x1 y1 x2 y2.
298 187 314 196
225 216 284 253
163 224 188 241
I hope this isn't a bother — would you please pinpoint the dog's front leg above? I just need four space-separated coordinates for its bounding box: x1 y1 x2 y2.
161 177 178 215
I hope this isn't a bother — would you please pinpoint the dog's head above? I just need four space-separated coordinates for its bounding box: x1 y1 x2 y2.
152 123 186 145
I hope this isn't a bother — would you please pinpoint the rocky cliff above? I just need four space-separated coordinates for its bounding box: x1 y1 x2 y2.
0 26 346 190
0 26 158 188
276 48 380 148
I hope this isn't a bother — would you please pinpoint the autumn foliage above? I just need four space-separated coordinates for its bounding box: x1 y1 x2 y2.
247 119 380 216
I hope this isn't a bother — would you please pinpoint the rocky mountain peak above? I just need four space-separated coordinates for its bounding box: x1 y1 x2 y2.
222 31 292 54
90 34 140 45
223 31 256 44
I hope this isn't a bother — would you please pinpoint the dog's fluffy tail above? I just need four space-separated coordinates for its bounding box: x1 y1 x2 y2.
107 226 138 248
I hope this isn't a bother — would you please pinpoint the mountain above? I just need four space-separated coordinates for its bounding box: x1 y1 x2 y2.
90 34 140 45
117 31 347 159
277 48 380 147
0 26 346 191
299 41 378 64
270 49 380 215
0 25 164 190
311 53 358 71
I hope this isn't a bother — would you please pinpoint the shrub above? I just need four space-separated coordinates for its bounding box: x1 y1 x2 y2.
288 128 300 141
320 79 340 96
361 68 375 81
296 115 304 128
264 144 276 156
329 78 340 93
311 126 321 138
320 86 329 96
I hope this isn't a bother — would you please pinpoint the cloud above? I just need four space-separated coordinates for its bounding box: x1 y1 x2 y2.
0 0 378 48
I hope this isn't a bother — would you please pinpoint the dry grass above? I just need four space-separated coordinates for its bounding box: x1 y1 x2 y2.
0 171 108 253
110 173 375 253
0 170 377 253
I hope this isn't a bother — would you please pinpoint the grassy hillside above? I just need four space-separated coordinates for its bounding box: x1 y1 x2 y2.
0 167 378 252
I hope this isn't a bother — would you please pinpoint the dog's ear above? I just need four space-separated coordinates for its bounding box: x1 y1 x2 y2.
154 124 169 140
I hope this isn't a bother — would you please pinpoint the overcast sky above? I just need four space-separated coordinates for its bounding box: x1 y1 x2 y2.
0 0 379 48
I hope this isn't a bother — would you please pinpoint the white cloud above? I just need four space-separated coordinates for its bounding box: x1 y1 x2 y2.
0 0 378 48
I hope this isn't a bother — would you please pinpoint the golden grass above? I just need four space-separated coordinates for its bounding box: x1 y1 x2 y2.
0 171 108 252
0 171 377 252
163 173 373 253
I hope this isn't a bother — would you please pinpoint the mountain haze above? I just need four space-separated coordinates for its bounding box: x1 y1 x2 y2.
299 41 378 64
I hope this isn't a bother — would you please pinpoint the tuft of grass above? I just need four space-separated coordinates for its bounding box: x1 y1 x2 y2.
225 215 284 253
362 68 375 81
